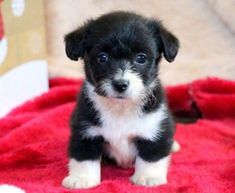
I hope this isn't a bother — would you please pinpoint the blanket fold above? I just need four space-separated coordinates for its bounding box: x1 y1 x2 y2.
0 77 234 193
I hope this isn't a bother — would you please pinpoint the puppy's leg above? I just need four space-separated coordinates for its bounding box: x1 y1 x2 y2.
62 134 104 189
131 136 173 186
130 155 170 186
62 159 100 189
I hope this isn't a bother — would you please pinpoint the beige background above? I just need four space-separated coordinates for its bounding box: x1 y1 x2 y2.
0 0 46 75
45 0 235 85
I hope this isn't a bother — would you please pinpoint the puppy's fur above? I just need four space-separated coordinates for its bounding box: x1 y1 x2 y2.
62 11 179 189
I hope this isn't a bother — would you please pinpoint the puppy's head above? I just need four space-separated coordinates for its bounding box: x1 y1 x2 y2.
65 11 179 101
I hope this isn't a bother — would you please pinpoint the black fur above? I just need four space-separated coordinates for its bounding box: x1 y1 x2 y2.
134 116 175 162
65 11 179 90
66 11 179 164
142 80 165 113
69 85 103 160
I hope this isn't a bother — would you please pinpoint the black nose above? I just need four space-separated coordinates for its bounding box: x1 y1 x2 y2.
112 79 129 93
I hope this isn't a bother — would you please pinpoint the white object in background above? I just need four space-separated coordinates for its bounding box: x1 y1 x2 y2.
0 184 25 193
11 0 25 17
0 38 8 65
0 60 48 117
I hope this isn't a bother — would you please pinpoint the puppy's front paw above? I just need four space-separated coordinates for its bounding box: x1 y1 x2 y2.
62 175 100 189
130 173 167 186
63 159 101 189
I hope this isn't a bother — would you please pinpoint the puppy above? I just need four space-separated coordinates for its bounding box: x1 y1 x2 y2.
62 11 179 189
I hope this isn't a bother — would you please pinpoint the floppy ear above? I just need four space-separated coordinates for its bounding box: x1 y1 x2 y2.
64 22 90 61
159 27 179 62
148 20 179 62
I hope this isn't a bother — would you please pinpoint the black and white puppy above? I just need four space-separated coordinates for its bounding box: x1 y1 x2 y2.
62 11 180 189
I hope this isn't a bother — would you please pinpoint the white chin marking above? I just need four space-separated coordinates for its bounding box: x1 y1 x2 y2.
101 69 145 101
62 159 100 189
130 156 170 187
121 69 145 101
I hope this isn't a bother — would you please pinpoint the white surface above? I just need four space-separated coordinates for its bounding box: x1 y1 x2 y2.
11 0 25 17
0 60 48 117
0 38 8 65
0 185 25 193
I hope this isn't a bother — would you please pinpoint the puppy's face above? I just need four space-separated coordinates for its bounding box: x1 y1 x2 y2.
65 12 179 101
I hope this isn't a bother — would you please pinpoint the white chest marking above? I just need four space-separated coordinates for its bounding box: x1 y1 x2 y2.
85 83 167 167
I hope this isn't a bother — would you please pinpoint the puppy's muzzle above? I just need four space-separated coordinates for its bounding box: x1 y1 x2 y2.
112 79 129 93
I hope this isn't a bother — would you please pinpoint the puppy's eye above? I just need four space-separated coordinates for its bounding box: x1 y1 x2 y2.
135 53 147 64
97 52 108 64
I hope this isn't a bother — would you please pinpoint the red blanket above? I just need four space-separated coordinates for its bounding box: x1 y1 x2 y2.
0 78 235 193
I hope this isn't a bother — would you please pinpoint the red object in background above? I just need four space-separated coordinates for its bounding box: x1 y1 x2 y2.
0 77 235 193
0 5 4 39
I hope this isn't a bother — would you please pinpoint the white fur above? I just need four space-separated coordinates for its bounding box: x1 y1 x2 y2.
120 69 145 101
103 68 145 101
85 82 167 167
130 156 170 186
62 159 100 189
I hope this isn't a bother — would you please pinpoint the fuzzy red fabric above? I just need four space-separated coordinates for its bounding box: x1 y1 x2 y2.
0 10 4 39
0 77 235 193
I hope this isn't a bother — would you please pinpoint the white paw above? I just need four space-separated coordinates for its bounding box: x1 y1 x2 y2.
130 174 167 187
62 175 100 189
